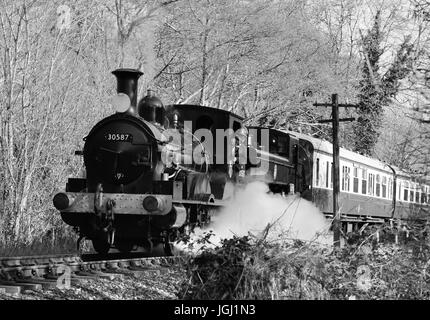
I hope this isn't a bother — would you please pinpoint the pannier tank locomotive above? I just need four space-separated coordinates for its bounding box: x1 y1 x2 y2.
53 68 263 254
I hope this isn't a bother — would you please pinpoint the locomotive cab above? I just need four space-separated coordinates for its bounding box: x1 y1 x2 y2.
164 104 245 200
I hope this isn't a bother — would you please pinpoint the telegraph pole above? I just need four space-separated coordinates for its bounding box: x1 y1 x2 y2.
314 94 356 247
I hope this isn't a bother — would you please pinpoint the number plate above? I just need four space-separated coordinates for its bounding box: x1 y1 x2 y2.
105 133 133 142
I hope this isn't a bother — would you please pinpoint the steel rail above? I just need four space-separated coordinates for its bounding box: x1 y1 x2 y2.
0 253 185 296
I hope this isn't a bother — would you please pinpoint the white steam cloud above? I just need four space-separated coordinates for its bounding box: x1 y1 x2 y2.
176 181 332 253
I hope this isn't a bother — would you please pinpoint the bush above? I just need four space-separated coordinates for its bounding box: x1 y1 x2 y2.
179 223 430 300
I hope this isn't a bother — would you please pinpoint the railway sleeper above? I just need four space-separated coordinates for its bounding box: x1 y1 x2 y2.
103 267 146 277
14 277 58 290
0 284 21 295
75 270 119 280
1 258 22 268
44 273 80 284
0 280 42 291
73 271 103 280
128 264 159 272
128 268 161 277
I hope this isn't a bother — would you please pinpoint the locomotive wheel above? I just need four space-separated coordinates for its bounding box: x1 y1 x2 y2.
92 239 110 255
116 241 134 253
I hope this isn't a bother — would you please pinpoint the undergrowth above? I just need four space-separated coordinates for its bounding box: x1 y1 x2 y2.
0 236 78 257
179 221 430 300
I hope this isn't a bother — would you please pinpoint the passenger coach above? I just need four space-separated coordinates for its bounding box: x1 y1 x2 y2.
283 131 430 227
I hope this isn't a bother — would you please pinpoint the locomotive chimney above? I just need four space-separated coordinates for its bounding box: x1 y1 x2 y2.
111 68 143 113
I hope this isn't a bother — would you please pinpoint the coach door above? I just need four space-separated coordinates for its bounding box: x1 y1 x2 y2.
295 139 313 200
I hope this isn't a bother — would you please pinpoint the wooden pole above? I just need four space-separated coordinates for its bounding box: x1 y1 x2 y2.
332 94 341 247
314 94 356 248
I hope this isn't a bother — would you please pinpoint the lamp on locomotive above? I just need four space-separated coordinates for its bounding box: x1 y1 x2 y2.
110 93 131 113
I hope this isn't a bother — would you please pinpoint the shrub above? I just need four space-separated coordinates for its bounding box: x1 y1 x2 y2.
179 223 430 300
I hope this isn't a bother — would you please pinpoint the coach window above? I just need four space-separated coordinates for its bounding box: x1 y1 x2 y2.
410 183 415 203
368 173 375 196
415 185 420 203
316 158 320 186
427 186 430 204
326 162 330 188
341 165 344 190
421 187 426 204
388 177 393 200
320 161 326 187
382 176 387 198
361 169 367 195
346 166 351 191
341 166 350 192
404 182 409 202
427 187 429 204
424 186 429 204
331 162 333 189
398 181 402 201
353 168 359 193
376 174 381 197
426 186 429 204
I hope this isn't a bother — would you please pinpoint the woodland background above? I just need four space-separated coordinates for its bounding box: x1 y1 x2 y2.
0 0 429 246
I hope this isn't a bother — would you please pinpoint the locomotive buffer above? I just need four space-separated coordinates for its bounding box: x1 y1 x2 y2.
314 94 357 247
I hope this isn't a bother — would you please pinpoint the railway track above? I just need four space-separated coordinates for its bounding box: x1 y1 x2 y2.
0 253 184 296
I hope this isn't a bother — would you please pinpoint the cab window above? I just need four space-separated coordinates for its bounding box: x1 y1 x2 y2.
269 134 289 158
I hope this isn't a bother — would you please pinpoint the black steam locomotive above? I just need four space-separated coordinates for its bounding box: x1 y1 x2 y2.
53 68 429 254
53 68 313 254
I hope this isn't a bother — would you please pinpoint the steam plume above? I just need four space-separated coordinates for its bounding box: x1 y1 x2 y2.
176 181 332 252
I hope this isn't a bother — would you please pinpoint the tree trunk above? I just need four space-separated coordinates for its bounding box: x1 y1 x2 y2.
199 16 209 105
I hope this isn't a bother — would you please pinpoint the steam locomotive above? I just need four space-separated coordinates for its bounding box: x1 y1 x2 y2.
53 68 270 255
53 68 430 254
